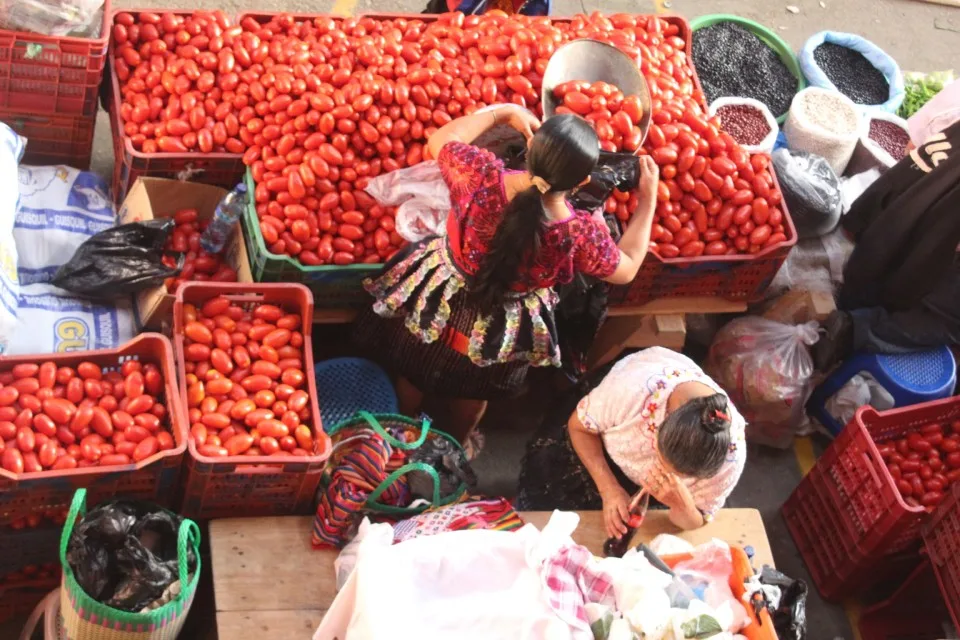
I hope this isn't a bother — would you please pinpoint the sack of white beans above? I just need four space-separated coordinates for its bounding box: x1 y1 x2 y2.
709 97 779 155
784 87 862 175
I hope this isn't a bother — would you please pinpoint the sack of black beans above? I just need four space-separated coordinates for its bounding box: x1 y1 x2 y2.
709 97 779 155
844 112 911 176
784 87 862 175
799 31 905 113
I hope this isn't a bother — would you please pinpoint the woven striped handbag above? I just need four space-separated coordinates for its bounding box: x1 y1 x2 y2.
59 489 201 640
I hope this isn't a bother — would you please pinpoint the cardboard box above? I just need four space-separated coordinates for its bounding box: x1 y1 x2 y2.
118 178 253 330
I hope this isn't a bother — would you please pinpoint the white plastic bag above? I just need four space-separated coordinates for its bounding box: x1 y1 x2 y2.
315 511 589 640
799 31 905 113
671 541 749 633
709 97 779 155
15 165 116 286
706 319 819 449
333 518 394 591
0 123 25 355
840 169 881 213
824 373 895 429
784 87 862 176
6 283 136 355
365 161 449 243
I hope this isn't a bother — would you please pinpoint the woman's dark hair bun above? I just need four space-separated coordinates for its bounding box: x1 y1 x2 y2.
700 394 732 435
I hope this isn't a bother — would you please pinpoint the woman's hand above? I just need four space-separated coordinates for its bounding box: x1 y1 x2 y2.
635 155 660 209
601 484 632 539
659 474 705 530
498 105 541 141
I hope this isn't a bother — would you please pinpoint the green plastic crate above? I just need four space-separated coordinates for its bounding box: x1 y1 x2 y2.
690 13 806 124
241 170 380 308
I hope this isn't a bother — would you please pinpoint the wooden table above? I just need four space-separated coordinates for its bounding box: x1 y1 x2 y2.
312 296 747 369
210 509 772 639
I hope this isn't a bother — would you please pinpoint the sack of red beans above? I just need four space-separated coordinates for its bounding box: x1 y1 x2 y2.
709 97 779 155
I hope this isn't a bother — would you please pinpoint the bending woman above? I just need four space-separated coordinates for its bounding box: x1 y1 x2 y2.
353 105 658 443
517 347 746 534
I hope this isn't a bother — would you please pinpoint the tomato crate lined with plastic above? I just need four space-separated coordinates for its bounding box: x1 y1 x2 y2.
2 108 96 169
173 282 332 520
783 398 960 601
0 0 110 118
105 9 245 203
924 483 960 633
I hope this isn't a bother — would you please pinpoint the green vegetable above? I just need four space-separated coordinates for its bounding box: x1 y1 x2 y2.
899 70 955 119
681 614 723 638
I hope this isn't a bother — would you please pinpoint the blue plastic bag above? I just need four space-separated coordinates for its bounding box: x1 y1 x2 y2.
799 31 904 114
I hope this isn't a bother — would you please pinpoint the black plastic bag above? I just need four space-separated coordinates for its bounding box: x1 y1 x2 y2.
569 151 641 214
51 219 182 300
760 566 808 640
556 273 609 381
772 149 842 240
66 500 198 612
404 435 477 501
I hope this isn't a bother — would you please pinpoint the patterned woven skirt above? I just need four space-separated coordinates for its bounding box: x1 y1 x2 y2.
352 236 561 400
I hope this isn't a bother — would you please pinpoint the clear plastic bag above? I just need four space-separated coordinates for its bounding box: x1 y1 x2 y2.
364 161 449 243
0 0 104 37
767 228 853 298
772 148 842 240
706 319 819 449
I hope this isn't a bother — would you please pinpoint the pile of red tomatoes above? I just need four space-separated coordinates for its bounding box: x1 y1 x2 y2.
110 10 789 265
878 422 960 511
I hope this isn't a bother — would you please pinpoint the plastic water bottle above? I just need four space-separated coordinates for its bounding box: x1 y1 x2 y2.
200 183 248 255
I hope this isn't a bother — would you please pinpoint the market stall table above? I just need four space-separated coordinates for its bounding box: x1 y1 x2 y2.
209 509 772 639
311 296 748 368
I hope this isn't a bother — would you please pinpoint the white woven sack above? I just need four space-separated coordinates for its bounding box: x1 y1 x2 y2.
784 87 862 175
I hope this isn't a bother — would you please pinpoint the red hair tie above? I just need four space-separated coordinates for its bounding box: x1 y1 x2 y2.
713 409 730 421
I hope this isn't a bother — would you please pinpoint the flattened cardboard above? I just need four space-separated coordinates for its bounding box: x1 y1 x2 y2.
119 177 253 329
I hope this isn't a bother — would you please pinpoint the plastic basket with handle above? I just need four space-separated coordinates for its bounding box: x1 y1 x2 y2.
783 397 960 600
326 411 467 516
59 488 201 640
174 282 332 520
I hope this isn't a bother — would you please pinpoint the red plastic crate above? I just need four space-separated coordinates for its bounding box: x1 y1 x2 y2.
0 334 187 529
0 576 59 623
859 560 954 640
2 107 96 169
173 283 332 520
924 483 960 632
106 10 244 204
0 0 110 117
783 398 960 601
0 526 61 579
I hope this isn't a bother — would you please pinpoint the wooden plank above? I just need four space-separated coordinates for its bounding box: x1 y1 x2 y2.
210 508 773 632
217 610 326 638
312 297 748 324
607 297 747 316
210 517 336 613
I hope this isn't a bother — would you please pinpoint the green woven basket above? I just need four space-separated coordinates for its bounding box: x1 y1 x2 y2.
690 13 806 123
59 489 201 640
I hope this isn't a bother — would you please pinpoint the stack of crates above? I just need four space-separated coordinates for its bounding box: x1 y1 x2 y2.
0 1 111 168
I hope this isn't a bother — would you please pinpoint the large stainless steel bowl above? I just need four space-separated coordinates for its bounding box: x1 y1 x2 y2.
541 39 652 151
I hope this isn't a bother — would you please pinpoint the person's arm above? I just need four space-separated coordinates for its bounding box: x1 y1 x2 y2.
568 411 632 538
426 104 540 160
602 155 658 285
659 474 705 530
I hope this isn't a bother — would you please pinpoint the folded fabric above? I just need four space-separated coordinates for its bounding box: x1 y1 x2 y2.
312 427 411 548
392 497 522 543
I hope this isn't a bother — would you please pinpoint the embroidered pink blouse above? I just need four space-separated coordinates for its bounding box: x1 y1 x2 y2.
437 141 621 290
576 347 747 520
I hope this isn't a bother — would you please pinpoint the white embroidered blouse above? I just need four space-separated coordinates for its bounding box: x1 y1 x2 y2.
576 347 747 520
